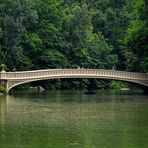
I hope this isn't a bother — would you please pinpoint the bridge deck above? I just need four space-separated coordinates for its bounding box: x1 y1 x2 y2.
0 69 148 91
0 69 148 80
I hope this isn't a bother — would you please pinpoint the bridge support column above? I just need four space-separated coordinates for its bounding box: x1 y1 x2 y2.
0 80 8 92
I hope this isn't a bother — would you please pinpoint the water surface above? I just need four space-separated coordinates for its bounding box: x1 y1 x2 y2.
0 90 148 148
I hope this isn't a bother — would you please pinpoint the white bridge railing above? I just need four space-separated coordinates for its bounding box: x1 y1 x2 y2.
0 69 148 80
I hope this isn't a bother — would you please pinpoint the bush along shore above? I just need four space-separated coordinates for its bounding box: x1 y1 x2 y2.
0 87 7 95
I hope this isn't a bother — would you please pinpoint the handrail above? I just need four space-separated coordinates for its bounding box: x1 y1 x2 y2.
0 69 147 80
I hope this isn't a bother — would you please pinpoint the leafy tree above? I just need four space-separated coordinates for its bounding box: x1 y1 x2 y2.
0 16 3 63
0 0 146 89
27 0 68 69
123 0 148 72
0 0 37 70
62 3 117 68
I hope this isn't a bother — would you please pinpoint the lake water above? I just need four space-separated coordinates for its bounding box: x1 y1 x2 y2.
0 90 148 148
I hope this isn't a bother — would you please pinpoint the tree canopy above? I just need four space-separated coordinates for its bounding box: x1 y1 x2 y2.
0 0 147 89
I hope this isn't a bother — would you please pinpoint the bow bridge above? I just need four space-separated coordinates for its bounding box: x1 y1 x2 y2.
0 69 148 93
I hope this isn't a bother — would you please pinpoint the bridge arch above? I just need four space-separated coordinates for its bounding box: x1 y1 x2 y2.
0 69 148 92
8 76 148 92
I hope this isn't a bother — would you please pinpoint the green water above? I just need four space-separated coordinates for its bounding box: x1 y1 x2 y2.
0 90 148 148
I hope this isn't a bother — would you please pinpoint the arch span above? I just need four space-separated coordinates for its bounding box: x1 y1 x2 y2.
0 69 148 92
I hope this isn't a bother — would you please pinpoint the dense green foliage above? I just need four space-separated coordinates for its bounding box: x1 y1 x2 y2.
0 0 147 89
0 87 7 94
110 80 128 89
123 0 148 72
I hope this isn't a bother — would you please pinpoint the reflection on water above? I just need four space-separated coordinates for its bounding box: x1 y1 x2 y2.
0 90 148 148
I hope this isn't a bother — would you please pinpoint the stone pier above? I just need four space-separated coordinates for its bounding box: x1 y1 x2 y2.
0 70 8 91
0 80 8 90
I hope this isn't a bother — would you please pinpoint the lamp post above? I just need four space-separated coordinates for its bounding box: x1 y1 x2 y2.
0 64 6 72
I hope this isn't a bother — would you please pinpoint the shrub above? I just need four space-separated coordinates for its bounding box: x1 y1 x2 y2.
110 81 128 89
0 87 7 95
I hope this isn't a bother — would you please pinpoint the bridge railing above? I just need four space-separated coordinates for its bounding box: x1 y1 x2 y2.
0 69 148 80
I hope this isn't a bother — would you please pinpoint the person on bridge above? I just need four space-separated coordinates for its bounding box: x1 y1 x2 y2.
13 67 16 72
77 66 80 69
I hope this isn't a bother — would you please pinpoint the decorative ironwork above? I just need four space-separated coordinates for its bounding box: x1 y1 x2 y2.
0 69 148 91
